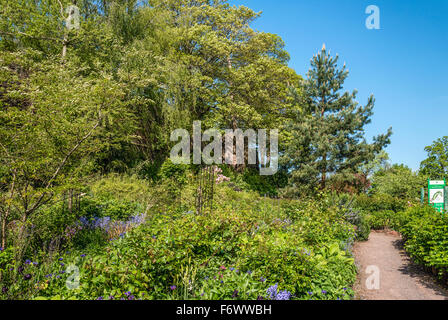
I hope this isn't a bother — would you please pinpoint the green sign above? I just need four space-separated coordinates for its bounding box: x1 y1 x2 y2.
428 179 446 212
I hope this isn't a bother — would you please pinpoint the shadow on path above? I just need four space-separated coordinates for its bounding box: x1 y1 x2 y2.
353 230 448 300
392 238 448 299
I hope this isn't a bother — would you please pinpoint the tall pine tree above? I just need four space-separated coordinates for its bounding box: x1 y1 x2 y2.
283 45 392 195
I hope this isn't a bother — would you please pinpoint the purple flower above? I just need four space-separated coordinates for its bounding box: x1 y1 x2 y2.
232 290 239 298
266 284 278 299
59 258 63 261
2 287 8 294
307 291 313 295
23 274 32 280
170 286 176 291
81 254 86 258
257 296 264 300
25 259 32 265
97 296 104 300
322 290 327 294
260 277 266 282
0 247 3 251
275 290 292 300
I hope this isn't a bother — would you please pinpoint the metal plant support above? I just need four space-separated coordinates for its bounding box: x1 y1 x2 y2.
196 166 215 215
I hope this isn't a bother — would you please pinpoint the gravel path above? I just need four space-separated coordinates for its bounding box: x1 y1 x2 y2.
353 230 448 300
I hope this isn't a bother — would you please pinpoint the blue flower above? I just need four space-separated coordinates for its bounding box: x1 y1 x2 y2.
266 284 278 299
260 277 266 282
275 290 292 300
81 254 86 258
59 258 63 261
25 259 31 265
170 286 176 291
322 290 327 294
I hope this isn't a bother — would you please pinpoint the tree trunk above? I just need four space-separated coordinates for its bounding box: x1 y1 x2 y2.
320 97 327 190
321 163 326 190
1 212 7 249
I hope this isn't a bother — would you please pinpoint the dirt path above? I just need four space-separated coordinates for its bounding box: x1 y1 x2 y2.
353 230 448 300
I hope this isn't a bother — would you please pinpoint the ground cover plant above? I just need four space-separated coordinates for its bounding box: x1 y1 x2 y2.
0 176 357 300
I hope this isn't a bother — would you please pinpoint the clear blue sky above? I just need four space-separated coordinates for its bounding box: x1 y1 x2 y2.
230 0 448 171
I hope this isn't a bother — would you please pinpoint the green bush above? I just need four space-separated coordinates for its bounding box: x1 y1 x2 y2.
355 193 407 213
395 205 448 272
1 184 358 301
365 210 395 230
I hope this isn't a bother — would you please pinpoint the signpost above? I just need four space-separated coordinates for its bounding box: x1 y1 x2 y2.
428 179 446 212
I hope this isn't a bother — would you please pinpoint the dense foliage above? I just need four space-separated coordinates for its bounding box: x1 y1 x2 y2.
2 0 446 302
1 176 358 300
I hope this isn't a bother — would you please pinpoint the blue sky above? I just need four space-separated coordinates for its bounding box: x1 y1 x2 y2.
230 0 448 171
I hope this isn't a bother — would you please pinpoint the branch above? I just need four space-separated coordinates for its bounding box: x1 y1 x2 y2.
57 0 67 20
26 115 102 216
0 31 62 43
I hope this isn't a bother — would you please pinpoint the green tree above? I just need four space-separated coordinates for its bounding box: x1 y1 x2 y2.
420 136 448 179
282 45 392 196
370 164 426 200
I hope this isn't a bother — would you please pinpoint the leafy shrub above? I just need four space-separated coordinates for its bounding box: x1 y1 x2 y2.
324 192 370 241
355 193 407 213
159 159 187 184
395 205 448 272
365 210 395 230
1 184 358 301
